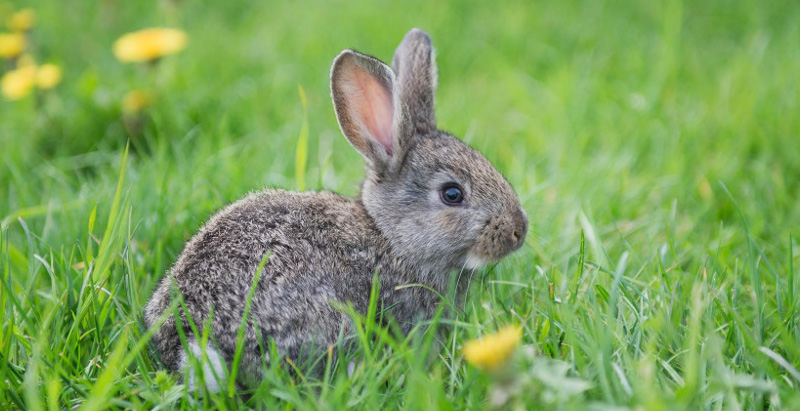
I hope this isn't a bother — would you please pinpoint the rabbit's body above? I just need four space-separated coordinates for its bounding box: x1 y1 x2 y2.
145 190 444 378
144 28 528 390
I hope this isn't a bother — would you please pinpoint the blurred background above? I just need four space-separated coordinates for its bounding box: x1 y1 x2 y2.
1 0 799 407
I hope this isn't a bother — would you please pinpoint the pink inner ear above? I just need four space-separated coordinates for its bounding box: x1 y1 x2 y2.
346 66 394 155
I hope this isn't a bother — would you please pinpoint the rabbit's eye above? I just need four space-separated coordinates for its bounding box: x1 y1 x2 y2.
440 184 464 205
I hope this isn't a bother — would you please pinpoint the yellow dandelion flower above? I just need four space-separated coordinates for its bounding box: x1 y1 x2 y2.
36 63 62 89
113 28 187 63
8 8 35 32
1 65 36 100
122 90 152 114
462 325 522 371
0 32 25 58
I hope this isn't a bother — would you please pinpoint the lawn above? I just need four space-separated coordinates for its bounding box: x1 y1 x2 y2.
2 0 799 409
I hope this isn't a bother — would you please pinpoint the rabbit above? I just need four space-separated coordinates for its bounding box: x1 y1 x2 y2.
143 28 528 391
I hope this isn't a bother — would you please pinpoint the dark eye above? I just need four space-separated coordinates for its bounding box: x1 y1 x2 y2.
440 184 464 205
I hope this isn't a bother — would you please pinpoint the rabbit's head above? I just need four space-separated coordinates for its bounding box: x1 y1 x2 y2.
331 29 527 274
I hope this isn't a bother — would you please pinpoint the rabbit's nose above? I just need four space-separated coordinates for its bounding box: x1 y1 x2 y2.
511 208 528 249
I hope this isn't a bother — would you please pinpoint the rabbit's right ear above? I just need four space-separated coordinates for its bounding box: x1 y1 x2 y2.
331 50 411 173
392 28 437 134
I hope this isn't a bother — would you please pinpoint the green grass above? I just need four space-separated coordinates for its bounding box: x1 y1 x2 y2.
2 0 800 408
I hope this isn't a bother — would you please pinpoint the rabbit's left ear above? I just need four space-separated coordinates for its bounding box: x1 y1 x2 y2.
331 50 413 173
392 28 437 134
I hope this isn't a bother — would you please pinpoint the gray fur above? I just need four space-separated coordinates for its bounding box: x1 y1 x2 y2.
392 28 437 133
144 28 528 385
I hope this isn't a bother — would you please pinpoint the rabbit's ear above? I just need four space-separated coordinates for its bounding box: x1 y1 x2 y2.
331 50 409 171
392 28 437 133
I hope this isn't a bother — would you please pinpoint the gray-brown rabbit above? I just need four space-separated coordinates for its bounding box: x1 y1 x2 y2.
144 28 528 391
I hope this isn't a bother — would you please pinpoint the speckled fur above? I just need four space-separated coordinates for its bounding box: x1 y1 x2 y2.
144 28 527 386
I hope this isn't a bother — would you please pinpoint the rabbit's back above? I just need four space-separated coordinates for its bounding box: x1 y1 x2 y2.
144 189 386 372
173 189 383 288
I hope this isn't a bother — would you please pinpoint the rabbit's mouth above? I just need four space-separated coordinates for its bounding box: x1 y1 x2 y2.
466 208 528 267
462 243 521 270
463 252 489 270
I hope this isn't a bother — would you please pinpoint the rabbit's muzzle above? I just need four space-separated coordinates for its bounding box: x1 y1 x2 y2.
473 207 528 262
